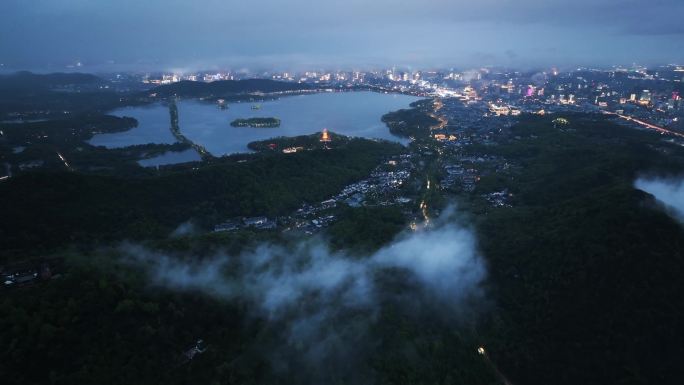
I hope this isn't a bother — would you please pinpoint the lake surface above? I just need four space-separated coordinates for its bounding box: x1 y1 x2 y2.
89 104 177 148
138 149 202 167
90 91 420 156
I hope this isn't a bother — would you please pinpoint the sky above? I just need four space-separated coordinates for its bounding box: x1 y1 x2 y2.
1 0 683 72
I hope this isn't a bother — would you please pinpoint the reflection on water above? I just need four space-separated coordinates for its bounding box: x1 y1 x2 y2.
90 91 420 158
138 149 202 167
89 104 176 148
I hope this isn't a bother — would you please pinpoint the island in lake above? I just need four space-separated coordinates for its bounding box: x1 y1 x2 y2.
230 117 281 128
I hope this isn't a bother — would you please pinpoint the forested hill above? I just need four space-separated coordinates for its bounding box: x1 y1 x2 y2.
0 72 122 118
150 79 313 98
0 138 401 259
0 71 102 92
473 114 684 385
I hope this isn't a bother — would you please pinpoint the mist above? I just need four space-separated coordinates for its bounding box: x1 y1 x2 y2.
635 177 684 223
170 221 198 237
120 209 485 379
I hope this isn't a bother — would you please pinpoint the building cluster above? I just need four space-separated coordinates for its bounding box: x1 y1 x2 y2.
439 147 513 196
440 164 478 192
288 155 417 235
333 155 414 207
430 98 517 149
476 66 684 131
211 153 415 236
213 216 276 232
143 72 236 84
286 154 415 234
136 64 684 135
483 189 512 207
182 339 207 363
2 259 59 287
286 208 337 235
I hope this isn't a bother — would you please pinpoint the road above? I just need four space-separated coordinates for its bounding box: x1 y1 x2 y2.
0 162 11 181
429 98 448 131
56 151 72 170
603 111 684 138
478 346 514 385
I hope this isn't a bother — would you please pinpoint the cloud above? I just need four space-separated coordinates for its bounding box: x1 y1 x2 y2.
1 0 683 69
125 217 485 315
119 208 486 377
170 221 197 237
635 176 684 222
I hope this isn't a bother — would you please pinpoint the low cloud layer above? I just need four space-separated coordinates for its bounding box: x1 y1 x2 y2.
2 0 682 70
635 177 684 222
120 210 485 378
126 219 485 316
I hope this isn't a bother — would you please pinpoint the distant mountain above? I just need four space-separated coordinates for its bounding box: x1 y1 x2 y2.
150 79 313 97
0 71 102 92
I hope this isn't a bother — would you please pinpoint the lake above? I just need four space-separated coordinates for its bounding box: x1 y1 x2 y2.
89 104 177 148
90 91 420 157
138 149 202 167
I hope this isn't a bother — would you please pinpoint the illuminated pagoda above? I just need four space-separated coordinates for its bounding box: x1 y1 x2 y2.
320 128 331 143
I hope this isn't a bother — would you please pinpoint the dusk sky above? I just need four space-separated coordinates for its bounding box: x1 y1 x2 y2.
2 0 683 71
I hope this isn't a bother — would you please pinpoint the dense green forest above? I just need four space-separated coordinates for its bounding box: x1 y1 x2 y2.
381 99 438 138
0 71 102 92
2 93 684 385
0 114 137 144
0 113 193 175
247 131 350 151
0 72 147 119
0 226 498 385
0 91 142 119
472 114 684 385
0 247 262 385
0 138 402 260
